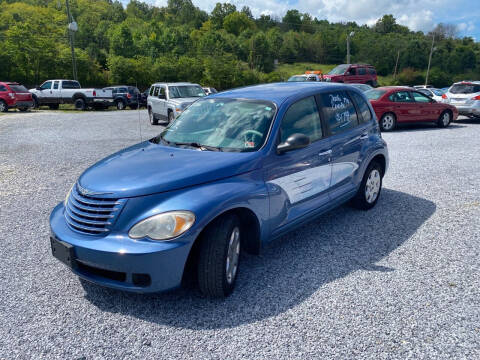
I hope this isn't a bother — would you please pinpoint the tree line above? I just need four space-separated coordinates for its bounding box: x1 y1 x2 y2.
0 0 479 90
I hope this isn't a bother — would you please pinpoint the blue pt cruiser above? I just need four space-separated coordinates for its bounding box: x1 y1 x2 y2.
50 82 388 297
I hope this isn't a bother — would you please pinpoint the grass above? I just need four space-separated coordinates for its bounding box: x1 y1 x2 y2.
275 63 336 78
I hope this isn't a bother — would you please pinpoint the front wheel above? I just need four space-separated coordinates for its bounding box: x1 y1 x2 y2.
351 161 383 210
148 108 158 125
197 214 241 298
437 111 451 128
168 110 174 123
380 113 396 131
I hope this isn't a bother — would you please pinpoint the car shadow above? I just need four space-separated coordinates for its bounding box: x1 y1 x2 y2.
392 122 465 132
82 188 436 330
453 118 480 125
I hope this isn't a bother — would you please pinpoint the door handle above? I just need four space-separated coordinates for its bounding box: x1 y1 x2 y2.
360 133 368 140
318 150 332 156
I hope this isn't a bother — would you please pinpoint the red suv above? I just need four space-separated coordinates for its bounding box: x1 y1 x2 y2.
0 82 34 112
322 64 377 87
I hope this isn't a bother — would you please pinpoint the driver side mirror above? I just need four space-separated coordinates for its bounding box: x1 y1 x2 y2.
36 87 42 91
277 133 310 154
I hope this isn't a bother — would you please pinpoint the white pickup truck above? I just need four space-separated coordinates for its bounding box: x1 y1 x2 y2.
29 79 113 110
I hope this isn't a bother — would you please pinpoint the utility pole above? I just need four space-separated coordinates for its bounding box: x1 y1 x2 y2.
346 31 355 64
393 50 400 81
425 34 435 87
65 0 78 80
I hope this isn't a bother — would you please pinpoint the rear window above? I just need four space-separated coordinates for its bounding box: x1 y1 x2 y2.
450 83 480 94
357 67 366 75
62 81 80 89
350 92 372 123
365 89 386 100
320 91 358 135
367 68 376 75
9 84 28 92
128 87 139 95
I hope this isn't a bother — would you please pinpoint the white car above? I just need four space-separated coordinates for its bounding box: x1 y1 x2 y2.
203 87 218 95
442 81 480 118
415 87 445 102
147 82 206 125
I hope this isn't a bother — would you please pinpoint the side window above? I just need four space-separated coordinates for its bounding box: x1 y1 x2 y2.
389 91 413 102
159 87 166 97
149 86 154 96
348 68 356 75
153 86 159 97
412 91 431 103
368 68 376 75
280 96 322 143
53 81 59 89
358 67 367 75
320 91 358 135
350 91 372 123
40 81 52 90
0 85 7 92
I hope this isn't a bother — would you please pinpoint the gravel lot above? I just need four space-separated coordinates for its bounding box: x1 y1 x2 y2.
0 110 479 359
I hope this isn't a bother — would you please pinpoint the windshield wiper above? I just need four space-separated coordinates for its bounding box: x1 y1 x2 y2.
171 141 223 152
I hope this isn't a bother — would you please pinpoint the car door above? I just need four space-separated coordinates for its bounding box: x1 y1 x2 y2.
344 67 357 83
389 91 418 122
50 81 61 104
411 91 437 121
37 81 52 103
319 90 366 199
265 96 332 232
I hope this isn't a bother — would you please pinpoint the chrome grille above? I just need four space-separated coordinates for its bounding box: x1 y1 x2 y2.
64 184 126 235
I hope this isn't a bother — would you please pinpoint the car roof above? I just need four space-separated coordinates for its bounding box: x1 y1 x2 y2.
376 86 413 91
208 82 359 104
151 82 196 86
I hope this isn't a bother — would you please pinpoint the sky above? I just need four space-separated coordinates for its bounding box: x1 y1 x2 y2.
132 0 480 40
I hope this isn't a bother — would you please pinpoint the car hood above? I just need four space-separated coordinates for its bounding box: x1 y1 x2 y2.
78 141 262 198
169 97 202 106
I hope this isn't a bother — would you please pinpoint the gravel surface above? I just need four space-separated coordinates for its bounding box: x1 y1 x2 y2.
0 110 479 359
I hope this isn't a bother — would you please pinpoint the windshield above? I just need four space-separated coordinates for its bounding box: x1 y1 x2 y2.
365 89 386 100
9 84 28 92
449 83 480 94
288 76 307 82
169 85 205 99
432 89 444 96
157 98 276 152
328 65 349 75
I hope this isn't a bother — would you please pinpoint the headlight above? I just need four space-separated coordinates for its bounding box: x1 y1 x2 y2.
64 184 74 206
128 211 195 240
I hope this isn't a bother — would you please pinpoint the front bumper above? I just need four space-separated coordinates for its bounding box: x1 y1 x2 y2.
49 203 194 293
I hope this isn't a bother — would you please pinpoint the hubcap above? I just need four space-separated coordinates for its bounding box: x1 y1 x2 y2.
225 227 240 284
442 112 450 126
0 102 5 111
365 169 381 203
118 102 124 110
149 111 153 123
382 115 394 130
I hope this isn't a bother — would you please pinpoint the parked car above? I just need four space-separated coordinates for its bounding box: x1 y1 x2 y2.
415 87 445 102
349 83 373 93
203 87 218 95
366 86 458 131
287 72 322 82
139 89 149 108
49 82 388 297
322 64 377 86
147 82 206 125
0 82 34 112
442 81 480 119
29 79 112 110
103 86 141 110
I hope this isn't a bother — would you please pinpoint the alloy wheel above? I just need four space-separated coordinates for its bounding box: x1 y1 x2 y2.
365 169 381 204
225 227 240 284
382 115 394 130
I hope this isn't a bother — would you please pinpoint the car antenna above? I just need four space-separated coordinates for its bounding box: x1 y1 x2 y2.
136 80 143 143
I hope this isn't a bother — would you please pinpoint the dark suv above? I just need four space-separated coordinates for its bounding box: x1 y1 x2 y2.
0 82 34 112
323 64 377 87
103 86 141 110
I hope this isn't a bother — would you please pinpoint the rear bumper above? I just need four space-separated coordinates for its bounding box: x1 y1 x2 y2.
13 100 34 108
451 102 480 117
49 203 194 293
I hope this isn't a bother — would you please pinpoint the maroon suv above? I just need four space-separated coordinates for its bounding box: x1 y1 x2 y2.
0 82 34 112
322 64 377 87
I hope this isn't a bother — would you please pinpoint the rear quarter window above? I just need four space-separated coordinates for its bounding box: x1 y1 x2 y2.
9 85 28 92
0 85 8 92
320 91 358 135
350 92 373 123
358 67 367 75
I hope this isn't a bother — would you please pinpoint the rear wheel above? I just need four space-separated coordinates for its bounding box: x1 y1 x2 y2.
148 108 158 125
380 113 396 131
351 161 383 210
116 100 126 110
198 214 241 298
74 98 86 111
437 110 451 128
0 100 7 112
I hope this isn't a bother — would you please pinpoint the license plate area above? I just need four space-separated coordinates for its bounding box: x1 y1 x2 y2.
50 237 76 269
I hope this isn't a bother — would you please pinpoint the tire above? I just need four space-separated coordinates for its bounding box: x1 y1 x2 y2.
74 98 86 111
0 100 8 112
148 108 158 125
380 112 396 131
168 110 174 123
197 214 241 298
130 104 138 110
19 107 29 112
351 161 383 210
32 96 39 109
116 100 126 110
437 110 451 128
49 104 59 110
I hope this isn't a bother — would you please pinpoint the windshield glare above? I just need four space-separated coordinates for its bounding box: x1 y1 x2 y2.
288 76 307 82
169 85 205 99
365 89 386 100
159 98 276 152
328 65 349 75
